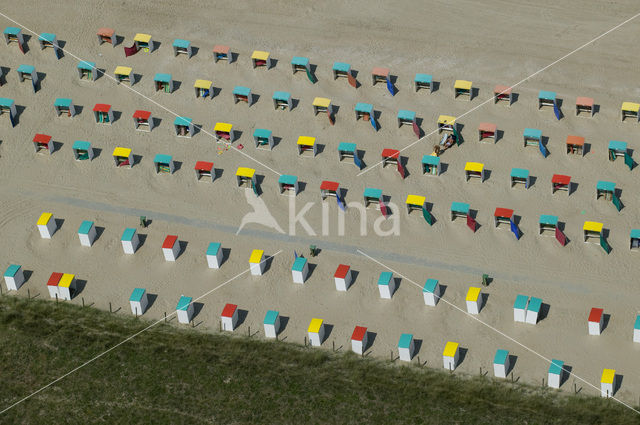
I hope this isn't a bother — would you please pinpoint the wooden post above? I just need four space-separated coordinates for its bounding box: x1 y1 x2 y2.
248 326 251 337
82 297 85 307
542 378 545 387
332 341 335 352
135 307 138 318
304 336 307 347
109 302 112 313
27 289 30 299
55 293 58 303
164 312 167 323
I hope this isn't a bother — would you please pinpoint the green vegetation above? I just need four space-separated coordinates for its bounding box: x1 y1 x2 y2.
0 296 636 424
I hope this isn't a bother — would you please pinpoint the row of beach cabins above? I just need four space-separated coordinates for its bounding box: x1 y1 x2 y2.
2 211 632 398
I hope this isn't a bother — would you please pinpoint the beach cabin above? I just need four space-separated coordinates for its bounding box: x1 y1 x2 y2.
77 61 96 81
320 180 340 201
194 79 213 99
608 141 628 162
47 272 62 299
32 134 53 154
423 278 441 306
112 147 133 168
415 73 433 92
514 294 528 322
251 50 271 69
154 73 174 93
176 296 194 324
443 342 460 371
114 66 133 85
405 195 426 216
363 187 383 210
0 98 17 126
263 310 280 338
398 333 415 362
253 129 274 150
494 349 510 378
539 215 559 236
337 142 357 164
312 97 332 116
523 128 542 148
93 104 113 124
236 167 256 189
273 91 292 110
97 28 115 46
583 221 604 244
308 318 325 347
466 287 482 314
634 316 640 343
576 97 594 117
381 149 400 170
174 117 194 137
334 264 352 291
397 110 416 128
133 110 154 132
565 135 585 156
291 56 310 75
377 271 396 299
233 86 253 105
214 122 235 141
162 235 179 261
195 161 215 182
221 303 238 331
437 115 456 133
77 220 97 247
278 174 299 196
38 33 60 57
54 98 75 117
154 154 175 174
478 123 497 143
17 64 38 92
526 297 542 324
588 308 604 335
494 207 516 232
37 212 57 239
355 102 373 121
58 273 76 301
133 33 153 52
464 162 485 182
548 359 564 389
172 39 192 58
297 136 316 157
351 326 368 355
212 44 231 62
332 62 352 80
206 242 222 269
494 85 513 105
371 67 390 86
4 265 25 291
129 288 148 315
121 228 139 254
4 27 24 50
538 90 557 109
510 168 530 189
551 174 571 195
292 257 309 284
454 80 473 100
630 229 640 251
596 180 616 202
249 249 265 276
601 369 616 397
450 202 471 223
621 102 639 122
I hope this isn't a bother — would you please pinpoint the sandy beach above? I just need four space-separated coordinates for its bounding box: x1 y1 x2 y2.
2 0 640 405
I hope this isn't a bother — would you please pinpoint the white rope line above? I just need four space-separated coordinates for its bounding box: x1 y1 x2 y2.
357 10 640 177
356 249 640 415
0 250 282 415
0 12 283 177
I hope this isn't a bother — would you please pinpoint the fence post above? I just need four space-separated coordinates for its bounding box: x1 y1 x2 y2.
109 302 112 313
82 297 85 307
164 312 167 323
